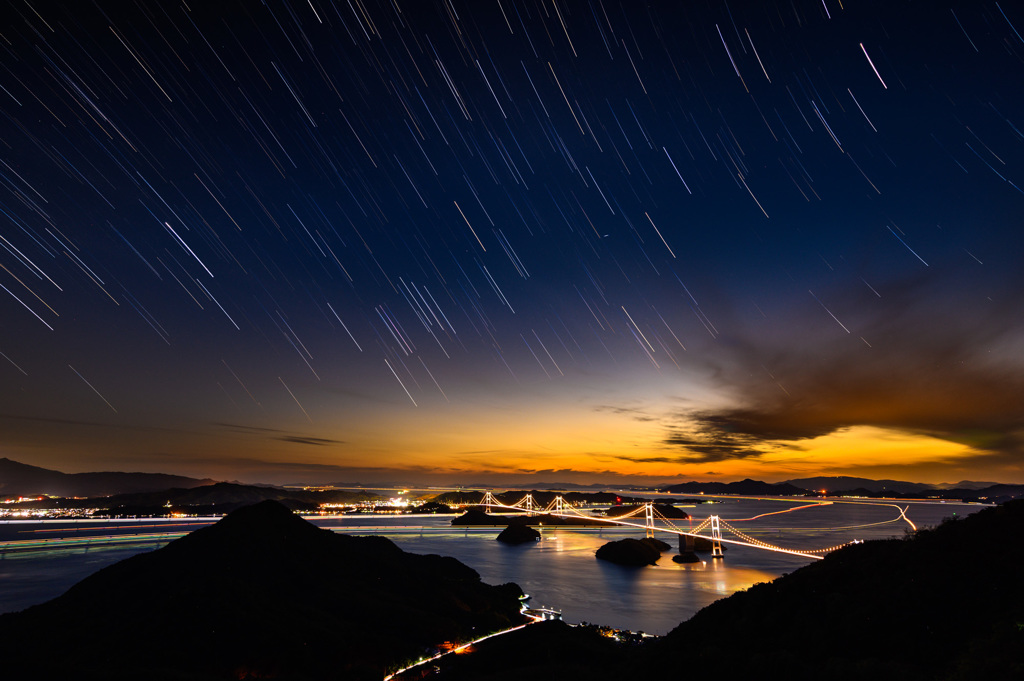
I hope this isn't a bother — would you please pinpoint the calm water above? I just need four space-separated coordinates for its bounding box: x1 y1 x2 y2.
0 498 980 634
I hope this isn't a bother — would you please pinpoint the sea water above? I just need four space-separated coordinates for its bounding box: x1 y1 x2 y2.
0 497 979 634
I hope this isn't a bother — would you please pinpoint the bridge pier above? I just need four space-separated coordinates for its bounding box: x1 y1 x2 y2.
710 515 724 560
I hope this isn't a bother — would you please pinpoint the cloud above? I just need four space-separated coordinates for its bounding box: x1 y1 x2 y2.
649 425 766 463
593 405 658 422
684 352 1024 456
0 413 181 433
0 413 112 428
212 422 286 434
213 423 343 446
276 436 345 446
663 432 765 462
674 268 1024 459
613 455 676 464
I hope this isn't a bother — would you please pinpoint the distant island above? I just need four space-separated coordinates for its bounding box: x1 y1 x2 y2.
2 479 382 517
3 458 1022 520
496 522 541 544
452 508 605 526
595 537 671 566
0 456 215 499
605 502 689 519
659 477 1024 504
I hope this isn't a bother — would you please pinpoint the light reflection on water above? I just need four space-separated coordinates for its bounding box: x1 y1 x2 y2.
363 526 780 634
0 498 981 634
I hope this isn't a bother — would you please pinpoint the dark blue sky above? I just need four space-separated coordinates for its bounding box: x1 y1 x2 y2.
1 0 1023 486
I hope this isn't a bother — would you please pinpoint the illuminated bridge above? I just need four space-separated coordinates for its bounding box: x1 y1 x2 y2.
381 492 918 680
473 491 892 560
0 494 919 560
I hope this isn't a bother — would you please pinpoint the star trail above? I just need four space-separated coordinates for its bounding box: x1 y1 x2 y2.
1 0 1023 486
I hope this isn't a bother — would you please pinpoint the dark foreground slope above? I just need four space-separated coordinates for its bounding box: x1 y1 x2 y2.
645 500 1024 680
0 500 524 681
424 619 639 681
430 500 1024 681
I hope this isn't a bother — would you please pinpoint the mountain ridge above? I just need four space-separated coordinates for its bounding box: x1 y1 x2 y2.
4 457 1022 505
0 457 215 498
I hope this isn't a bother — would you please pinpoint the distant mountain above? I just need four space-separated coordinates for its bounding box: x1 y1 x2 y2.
0 500 525 680
659 475 1023 501
0 457 214 498
779 476 1024 504
939 483 1024 504
932 480 1004 490
11 481 382 515
784 476 933 494
661 478 808 496
116 481 377 507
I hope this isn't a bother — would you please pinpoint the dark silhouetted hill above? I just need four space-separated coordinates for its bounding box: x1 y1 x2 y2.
932 483 1024 504
0 457 214 498
785 475 932 494
414 500 454 513
428 619 638 681
496 523 540 544
660 475 1024 504
934 480 1004 490
595 538 662 566
782 476 1024 503
799 481 1024 504
0 500 524 681
641 499 1024 680
10 480 382 515
451 508 510 525
100 481 379 514
452 510 602 526
605 503 688 519
661 478 808 496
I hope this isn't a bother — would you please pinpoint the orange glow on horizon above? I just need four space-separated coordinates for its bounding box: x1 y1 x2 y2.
10 393 1013 486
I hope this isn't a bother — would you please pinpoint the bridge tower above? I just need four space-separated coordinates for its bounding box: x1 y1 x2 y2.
709 515 725 559
644 502 655 539
554 496 564 514
524 493 535 516
481 491 497 512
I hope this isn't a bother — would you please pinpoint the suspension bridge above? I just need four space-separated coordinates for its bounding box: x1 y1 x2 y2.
475 491 867 560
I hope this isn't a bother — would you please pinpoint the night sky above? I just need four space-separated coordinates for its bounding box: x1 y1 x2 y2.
2 0 1023 486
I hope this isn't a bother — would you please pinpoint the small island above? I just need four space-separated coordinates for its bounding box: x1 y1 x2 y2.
496 522 541 544
595 537 671 566
604 503 689 519
452 510 603 526
674 533 723 562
